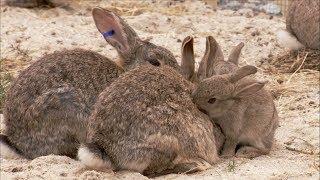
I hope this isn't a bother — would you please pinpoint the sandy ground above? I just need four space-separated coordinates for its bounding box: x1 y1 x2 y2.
0 0 319 179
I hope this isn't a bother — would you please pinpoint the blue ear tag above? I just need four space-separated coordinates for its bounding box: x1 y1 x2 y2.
102 30 115 38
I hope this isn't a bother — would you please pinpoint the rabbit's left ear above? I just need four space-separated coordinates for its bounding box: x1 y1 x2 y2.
234 81 266 98
229 65 257 83
181 36 195 81
228 42 244 65
92 7 140 54
198 36 224 80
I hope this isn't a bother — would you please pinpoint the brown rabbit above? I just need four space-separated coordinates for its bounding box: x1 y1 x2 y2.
278 0 320 50
78 63 220 176
77 36 227 175
182 36 278 158
181 36 226 153
1 8 180 159
191 65 278 158
180 36 243 155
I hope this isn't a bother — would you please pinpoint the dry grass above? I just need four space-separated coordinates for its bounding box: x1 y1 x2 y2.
269 49 320 73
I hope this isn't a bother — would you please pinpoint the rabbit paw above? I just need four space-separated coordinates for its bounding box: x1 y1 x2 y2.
235 146 266 159
173 158 211 174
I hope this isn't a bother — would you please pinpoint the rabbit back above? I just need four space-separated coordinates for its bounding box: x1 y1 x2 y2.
3 49 123 159
286 0 320 49
85 65 219 174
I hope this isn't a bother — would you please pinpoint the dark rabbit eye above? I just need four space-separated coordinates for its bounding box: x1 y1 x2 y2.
208 98 216 104
148 59 160 66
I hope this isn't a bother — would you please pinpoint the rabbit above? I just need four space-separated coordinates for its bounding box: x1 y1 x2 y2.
277 0 320 50
181 36 226 153
191 65 278 158
180 35 246 154
181 35 244 82
78 36 230 176
0 7 180 160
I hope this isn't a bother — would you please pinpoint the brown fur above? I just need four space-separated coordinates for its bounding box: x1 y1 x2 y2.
81 64 219 176
192 66 278 158
2 8 180 159
286 0 320 49
183 36 278 158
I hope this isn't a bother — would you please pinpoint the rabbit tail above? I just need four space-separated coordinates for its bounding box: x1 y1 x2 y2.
0 134 23 159
277 30 304 50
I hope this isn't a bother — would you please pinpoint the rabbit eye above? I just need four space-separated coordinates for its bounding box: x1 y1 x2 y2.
208 98 216 104
147 59 160 66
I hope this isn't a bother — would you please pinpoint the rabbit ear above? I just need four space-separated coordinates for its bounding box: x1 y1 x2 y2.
198 36 224 80
229 65 257 83
228 42 244 65
92 7 140 54
234 81 266 98
181 36 195 81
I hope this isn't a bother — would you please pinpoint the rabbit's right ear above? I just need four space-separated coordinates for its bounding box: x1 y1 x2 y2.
228 42 244 65
181 36 195 81
234 81 266 98
229 65 257 83
198 36 224 80
92 7 140 54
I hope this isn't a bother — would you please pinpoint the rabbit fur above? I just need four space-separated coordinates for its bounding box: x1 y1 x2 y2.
278 0 320 50
184 36 278 158
78 64 220 176
1 7 180 159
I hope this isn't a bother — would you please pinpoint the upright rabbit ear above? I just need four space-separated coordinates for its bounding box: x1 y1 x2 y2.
228 42 244 65
198 36 224 80
234 81 266 98
229 65 257 83
181 36 195 81
92 7 140 54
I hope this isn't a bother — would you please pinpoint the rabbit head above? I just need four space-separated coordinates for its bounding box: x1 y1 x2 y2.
92 8 180 71
181 36 244 82
192 65 266 118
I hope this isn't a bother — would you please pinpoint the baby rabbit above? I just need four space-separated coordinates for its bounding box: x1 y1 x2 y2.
78 37 227 176
192 65 278 158
181 36 226 152
1 8 180 159
278 0 320 50
183 36 278 158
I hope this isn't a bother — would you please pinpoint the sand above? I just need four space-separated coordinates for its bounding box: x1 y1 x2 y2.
0 0 319 179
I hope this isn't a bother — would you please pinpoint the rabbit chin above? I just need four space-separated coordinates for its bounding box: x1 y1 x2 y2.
78 146 113 170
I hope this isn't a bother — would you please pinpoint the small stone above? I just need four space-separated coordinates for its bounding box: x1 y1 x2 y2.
60 172 67 177
11 167 23 172
277 79 284 84
309 101 315 105
288 106 295 111
177 39 182 42
251 30 260 36
297 105 304 110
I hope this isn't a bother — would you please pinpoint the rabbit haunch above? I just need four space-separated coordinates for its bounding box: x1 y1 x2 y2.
278 0 320 50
